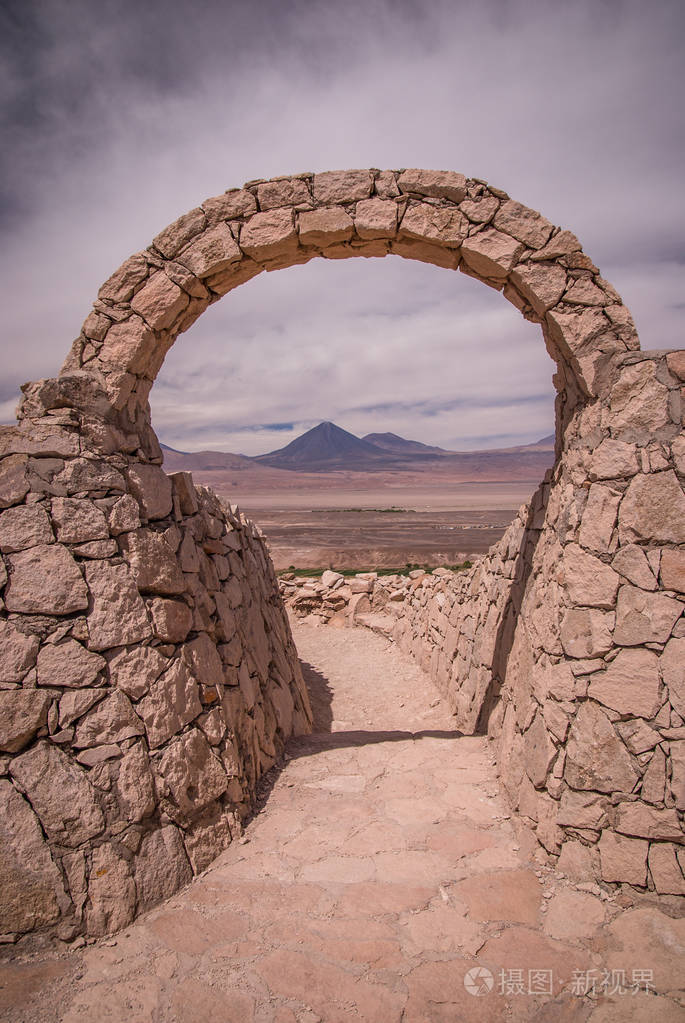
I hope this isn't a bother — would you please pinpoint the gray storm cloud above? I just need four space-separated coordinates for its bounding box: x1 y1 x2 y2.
1 0 683 452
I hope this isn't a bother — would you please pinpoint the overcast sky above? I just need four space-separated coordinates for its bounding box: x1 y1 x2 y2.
1 0 683 455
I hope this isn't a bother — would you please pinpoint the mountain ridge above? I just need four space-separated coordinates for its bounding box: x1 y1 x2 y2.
162 423 555 475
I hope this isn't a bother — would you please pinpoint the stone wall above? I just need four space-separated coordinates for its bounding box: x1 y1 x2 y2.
0 434 311 942
1 168 683 941
392 348 685 894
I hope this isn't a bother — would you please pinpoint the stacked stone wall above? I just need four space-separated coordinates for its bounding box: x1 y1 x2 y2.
0 427 311 942
1 168 683 940
392 348 685 894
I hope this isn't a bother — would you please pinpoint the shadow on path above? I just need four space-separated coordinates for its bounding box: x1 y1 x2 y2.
287 727 464 760
300 659 334 732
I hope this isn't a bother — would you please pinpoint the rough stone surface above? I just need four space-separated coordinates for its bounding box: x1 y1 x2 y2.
618 470 685 545
156 729 229 820
136 659 202 749
134 826 192 911
661 636 685 718
84 560 152 650
587 647 661 717
10 741 104 847
0 690 51 752
0 504 54 551
73 690 144 748
5 544 88 614
0 780 65 933
120 529 186 595
0 618 40 682
564 701 639 793
36 639 106 688
126 464 173 520
599 831 648 885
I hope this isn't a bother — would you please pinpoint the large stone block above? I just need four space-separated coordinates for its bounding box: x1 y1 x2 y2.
0 780 66 933
5 544 88 614
577 485 621 554
202 187 256 222
614 584 682 645
398 202 467 247
130 271 189 331
95 317 161 379
37 638 106 688
149 597 193 642
557 789 609 829
611 544 657 590
609 361 670 434
50 498 109 543
240 209 298 261
461 228 523 279
58 689 105 728
153 207 207 259
599 830 648 886
614 802 683 840
312 169 373 204
564 701 639 793
126 464 173 521
116 743 156 821
354 198 398 239
120 529 186 595
134 825 192 911
648 843 685 895
84 560 152 650
85 842 136 936
397 168 466 202
73 690 144 748
182 632 224 686
0 690 51 752
588 439 639 481
10 741 105 847
0 504 54 551
508 262 567 316
560 608 614 658
176 222 241 278
660 637 685 718
298 206 354 247
0 454 30 509
0 619 40 683
156 729 229 821
136 658 202 748
256 177 311 211
108 644 168 700
492 200 553 249
523 711 556 789
661 548 685 594
618 471 685 545
587 647 661 718
670 740 685 811
559 543 620 608
98 251 149 302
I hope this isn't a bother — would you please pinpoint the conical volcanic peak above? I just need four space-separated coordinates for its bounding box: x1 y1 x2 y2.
253 421 385 470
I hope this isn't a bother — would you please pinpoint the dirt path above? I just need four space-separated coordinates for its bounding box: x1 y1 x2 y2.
2 623 684 1022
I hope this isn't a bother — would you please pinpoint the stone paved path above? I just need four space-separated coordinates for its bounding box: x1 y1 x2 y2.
2 622 685 1022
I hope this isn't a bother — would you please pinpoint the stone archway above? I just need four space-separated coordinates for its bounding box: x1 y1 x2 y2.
21 168 640 459
1 169 684 941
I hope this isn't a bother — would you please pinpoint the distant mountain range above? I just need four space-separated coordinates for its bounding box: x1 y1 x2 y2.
162 422 555 477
